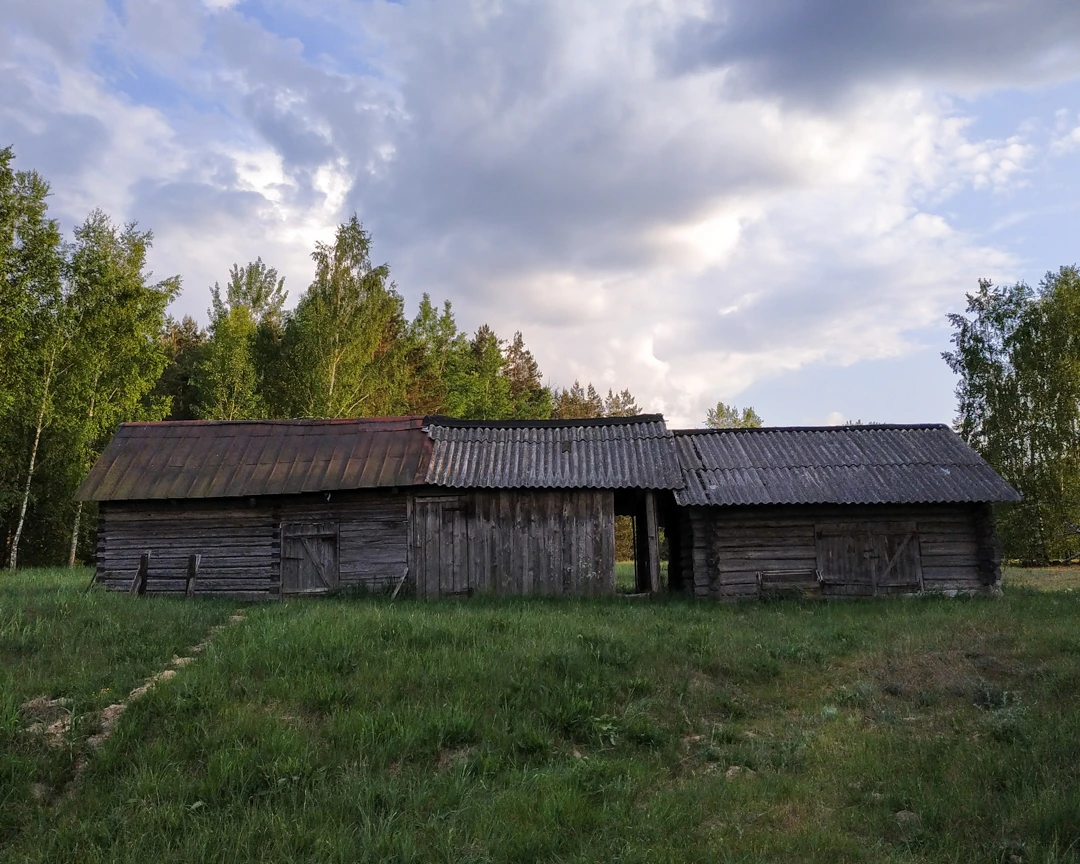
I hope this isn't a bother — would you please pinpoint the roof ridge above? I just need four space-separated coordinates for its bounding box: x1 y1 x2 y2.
424 414 666 429
120 417 427 428
672 423 952 434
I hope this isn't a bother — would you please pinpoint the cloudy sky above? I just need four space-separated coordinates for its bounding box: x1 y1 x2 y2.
4 0 1080 427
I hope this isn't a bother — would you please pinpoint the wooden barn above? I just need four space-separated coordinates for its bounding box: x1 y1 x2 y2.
75 414 682 599
670 424 1021 599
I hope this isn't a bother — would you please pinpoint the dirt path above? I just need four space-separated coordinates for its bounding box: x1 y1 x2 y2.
21 613 246 798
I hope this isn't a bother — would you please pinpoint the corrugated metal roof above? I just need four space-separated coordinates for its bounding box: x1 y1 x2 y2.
76 418 432 501
423 415 684 490
673 424 1021 506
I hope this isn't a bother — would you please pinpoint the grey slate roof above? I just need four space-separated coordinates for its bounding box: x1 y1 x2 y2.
673 424 1021 507
424 414 683 490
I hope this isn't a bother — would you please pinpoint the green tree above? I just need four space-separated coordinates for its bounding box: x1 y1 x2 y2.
153 316 207 421
552 381 604 419
2 159 65 568
277 217 407 418
503 331 553 419
194 260 287 420
945 268 1080 562
443 325 514 420
404 294 467 415
705 401 763 429
603 388 641 417
58 211 180 563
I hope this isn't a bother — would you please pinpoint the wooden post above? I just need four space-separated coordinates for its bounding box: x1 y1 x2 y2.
645 491 660 594
633 494 648 593
130 551 150 596
185 553 201 598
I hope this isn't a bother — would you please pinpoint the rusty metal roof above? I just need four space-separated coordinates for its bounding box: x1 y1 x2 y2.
673 424 1021 507
423 414 684 489
76 418 432 501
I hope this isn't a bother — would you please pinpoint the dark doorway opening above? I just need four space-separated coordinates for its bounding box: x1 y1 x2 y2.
613 490 664 593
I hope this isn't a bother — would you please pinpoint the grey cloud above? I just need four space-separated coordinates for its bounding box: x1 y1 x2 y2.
670 0 1080 104
0 70 111 181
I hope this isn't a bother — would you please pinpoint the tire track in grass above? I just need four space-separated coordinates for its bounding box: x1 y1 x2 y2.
21 613 246 796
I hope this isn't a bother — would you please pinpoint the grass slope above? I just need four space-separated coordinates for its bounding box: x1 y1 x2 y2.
2 568 1079 862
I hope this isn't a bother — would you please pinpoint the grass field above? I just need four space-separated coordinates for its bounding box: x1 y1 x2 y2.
2 567 1080 862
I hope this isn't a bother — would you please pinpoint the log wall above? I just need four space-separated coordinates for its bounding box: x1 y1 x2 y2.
410 489 616 598
95 491 410 599
681 502 1001 600
95 500 277 600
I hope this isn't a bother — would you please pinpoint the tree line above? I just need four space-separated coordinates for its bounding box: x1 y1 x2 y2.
946 266 1080 564
0 148 661 567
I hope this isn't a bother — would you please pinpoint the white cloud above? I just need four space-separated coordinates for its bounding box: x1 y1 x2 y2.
2 0 1070 426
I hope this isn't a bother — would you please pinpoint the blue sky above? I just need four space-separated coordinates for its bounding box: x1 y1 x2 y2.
3 0 1080 427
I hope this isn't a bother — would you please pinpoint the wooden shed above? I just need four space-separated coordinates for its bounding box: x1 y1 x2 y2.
670 424 1021 599
75 414 682 599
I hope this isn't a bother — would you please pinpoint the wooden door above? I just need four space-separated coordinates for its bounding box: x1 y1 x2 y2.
815 521 922 596
412 496 471 598
281 522 339 595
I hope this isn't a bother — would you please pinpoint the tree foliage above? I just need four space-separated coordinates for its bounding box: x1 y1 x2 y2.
945 268 1080 563
705 401 763 429
0 149 648 565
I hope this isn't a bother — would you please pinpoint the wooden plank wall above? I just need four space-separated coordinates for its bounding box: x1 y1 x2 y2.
686 503 1000 600
410 489 616 598
279 492 408 594
95 501 276 600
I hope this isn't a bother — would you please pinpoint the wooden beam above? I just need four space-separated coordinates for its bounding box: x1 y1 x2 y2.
645 491 660 593
130 551 150 596
185 553 201 598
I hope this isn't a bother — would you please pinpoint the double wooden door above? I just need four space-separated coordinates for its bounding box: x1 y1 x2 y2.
815 521 923 595
281 522 339 595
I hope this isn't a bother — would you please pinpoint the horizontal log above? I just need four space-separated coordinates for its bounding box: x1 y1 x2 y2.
102 541 274 554
100 556 273 569
104 512 273 524
709 546 817 561
919 540 980 556
919 554 980 568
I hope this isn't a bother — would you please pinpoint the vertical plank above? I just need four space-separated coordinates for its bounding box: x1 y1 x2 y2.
429 502 442 599
602 491 616 594
130 551 150 596
185 553 201 598
478 493 492 595
559 492 572 595
514 493 527 597
567 492 580 595
645 491 660 593
454 501 468 595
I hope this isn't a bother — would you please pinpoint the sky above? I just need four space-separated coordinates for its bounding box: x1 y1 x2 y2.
3 0 1080 428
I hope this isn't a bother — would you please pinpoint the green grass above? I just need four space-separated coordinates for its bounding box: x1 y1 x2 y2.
3 569 1080 862
1005 564 1080 592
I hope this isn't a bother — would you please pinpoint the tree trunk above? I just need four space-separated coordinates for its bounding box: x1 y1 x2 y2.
68 501 83 567
8 402 46 570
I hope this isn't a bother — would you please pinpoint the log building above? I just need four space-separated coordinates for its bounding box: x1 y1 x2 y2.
75 415 680 599
671 424 1022 598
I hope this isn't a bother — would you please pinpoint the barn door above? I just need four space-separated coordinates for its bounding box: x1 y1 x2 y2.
281 522 339 595
412 496 471 599
815 522 922 595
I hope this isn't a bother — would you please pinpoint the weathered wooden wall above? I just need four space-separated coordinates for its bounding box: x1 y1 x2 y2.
681 503 1001 600
95 491 410 599
410 489 616 598
95 501 277 600
279 493 408 595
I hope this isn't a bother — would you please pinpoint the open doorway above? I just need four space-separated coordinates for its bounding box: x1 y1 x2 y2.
613 490 667 594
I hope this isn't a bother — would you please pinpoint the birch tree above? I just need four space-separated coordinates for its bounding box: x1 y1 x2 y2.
58 212 179 564
281 217 407 418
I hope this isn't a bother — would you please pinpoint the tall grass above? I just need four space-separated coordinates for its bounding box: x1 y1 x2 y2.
3 569 1080 862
